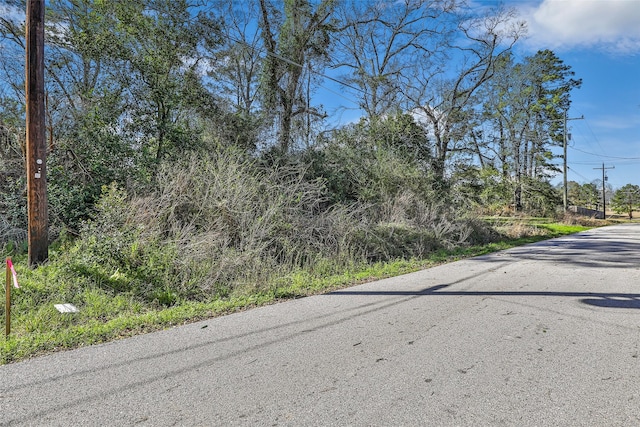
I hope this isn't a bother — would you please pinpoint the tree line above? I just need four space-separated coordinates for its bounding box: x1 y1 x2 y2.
1 0 584 252
568 181 640 219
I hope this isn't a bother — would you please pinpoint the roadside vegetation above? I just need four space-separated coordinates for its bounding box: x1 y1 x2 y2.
0 150 600 364
2 210 597 364
0 1 617 363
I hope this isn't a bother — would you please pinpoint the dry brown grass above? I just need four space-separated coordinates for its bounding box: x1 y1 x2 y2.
72 149 498 301
495 221 547 239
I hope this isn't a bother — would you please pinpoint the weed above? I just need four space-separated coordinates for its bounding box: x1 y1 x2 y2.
0 150 598 364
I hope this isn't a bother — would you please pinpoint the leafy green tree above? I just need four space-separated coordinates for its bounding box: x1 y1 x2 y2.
476 167 515 214
208 0 265 151
258 0 335 154
567 181 599 208
0 0 225 233
91 0 222 173
567 181 582 205
612 184 640 219
306 113 433 205
520 177 562 216
580 183 599 208
472 49 581 213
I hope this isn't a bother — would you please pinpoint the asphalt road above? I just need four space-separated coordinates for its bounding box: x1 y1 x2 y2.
2 224 640 426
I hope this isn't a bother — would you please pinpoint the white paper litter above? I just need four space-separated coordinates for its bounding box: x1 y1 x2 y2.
54 303 79 313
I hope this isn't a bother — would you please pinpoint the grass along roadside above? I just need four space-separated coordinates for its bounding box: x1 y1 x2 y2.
1 220 595 364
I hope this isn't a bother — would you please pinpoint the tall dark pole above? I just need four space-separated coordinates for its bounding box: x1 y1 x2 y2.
26 0 48 266
594 163 614 220
602 164 606 219
563 112 584 211
563 111 568 211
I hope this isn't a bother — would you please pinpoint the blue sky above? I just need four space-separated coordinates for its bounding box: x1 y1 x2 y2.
321 0 640 190
509 0 640 190
2 0 638 189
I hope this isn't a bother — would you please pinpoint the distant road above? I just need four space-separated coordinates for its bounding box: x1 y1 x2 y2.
2 224 640 426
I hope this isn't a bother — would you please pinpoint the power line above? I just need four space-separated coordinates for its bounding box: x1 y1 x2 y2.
569 161 609 166
567 166 592 183
567 111 608 158
582 114 608 157
570 145 640 160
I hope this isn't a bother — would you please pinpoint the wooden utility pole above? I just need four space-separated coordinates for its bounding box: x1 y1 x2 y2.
26 0 48 266
594 163 614 219
563 111 584 211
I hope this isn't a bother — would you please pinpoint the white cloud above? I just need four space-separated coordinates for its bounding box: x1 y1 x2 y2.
591 114 639 130
519 0 640 54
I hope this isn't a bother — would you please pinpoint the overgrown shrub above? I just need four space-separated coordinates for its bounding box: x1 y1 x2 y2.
304 116 435 206
66 150 363 302
66 147 497 303
64 183 181 304
0 117 27 251
0 213 27 255
350 191 489 261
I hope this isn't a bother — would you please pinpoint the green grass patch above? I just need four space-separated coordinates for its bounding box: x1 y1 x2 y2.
1 219 598 364
536 223 591 236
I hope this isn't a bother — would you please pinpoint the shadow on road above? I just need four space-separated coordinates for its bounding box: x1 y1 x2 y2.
581 297 640 309
478 239 640 270
327 225 640 310
327 284 640 310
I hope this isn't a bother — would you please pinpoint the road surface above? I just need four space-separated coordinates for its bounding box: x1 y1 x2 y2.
2 224 640 426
